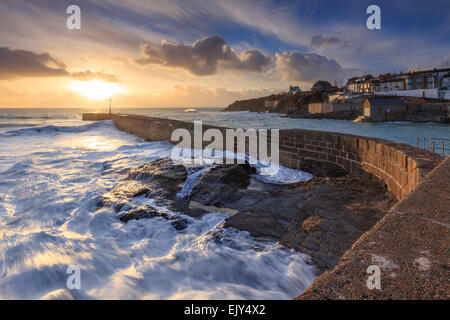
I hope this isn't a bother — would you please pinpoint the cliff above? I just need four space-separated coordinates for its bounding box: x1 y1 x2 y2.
224 91 327 114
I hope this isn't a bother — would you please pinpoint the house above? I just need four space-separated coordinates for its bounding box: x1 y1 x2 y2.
346 75 373 93
288 86 302 94
382 78 405 92
347 68 450 94
348 73 404 93
312 80 332 92
439 74 450 90
363 98 406 121
403 68 450 90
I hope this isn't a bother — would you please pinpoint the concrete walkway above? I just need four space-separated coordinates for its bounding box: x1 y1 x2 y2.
298 156 449 299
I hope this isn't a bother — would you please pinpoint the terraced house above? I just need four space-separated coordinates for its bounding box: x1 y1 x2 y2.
346 68 450 94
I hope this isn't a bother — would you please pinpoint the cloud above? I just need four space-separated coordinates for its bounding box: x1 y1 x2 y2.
71 70 119 83
0 47 69 79
136 35 272 76
0 47 119 82
310 35 341 48
275 51 352 83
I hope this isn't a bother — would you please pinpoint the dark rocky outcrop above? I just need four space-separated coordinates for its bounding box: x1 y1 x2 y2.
118 205 189 230
99 158 187 211
404 102 450 123
100 158 396 273
218 173 395 271
224 91 327 114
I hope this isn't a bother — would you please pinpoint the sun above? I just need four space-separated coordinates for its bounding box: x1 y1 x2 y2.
69 79 125 100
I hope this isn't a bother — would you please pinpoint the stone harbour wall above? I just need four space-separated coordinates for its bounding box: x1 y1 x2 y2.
83 113 442 201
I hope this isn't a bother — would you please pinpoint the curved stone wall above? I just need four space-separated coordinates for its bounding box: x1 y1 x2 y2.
278 129 442 200
83 113 442 200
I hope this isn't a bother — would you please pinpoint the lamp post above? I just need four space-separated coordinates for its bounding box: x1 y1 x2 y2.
109 96 112 114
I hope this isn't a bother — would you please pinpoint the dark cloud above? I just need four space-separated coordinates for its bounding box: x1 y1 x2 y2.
0 47 119 82
136 35 272 76
310 35 341 48
275 51 352 83
0 47 69 79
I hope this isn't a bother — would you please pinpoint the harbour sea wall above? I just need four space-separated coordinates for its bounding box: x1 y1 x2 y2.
82 112 448 299
82 112 442 201
297 156 449 299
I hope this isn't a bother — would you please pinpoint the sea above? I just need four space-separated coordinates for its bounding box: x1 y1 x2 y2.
0 107 448 299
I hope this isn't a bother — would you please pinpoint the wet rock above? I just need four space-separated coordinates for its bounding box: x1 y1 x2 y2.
223 173 395 272
104 157 395 273
302 216 326 234
100 159 188 210
118 205 189 230
181 162 257 211
126 158 187 182
170 218 189 231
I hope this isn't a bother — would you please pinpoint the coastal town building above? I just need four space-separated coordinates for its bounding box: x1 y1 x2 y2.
441 74 450 89
346 68 450 95
363 98 406 121
311 80 333 92
308 102 361 114
288 86 302 94
403 68 450 90
346 75 373 93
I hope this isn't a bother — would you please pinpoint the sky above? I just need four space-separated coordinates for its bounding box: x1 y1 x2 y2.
0 0 449 108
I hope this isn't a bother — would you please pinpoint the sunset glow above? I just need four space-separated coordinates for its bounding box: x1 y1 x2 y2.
69 79 125 100
1 0 448 109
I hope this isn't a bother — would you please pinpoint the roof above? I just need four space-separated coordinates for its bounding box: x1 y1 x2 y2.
312 80 332 88
406 67 450 75
365 98 404 107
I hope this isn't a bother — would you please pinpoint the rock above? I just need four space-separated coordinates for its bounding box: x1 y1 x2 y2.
186 162 256 209
100 159 187 211
224 91 325 114
223 173 395 272
118 206 162 222
118 205 189 230
302 216 325 233
170 218 189 231
126 158 187 182
103 158 395 273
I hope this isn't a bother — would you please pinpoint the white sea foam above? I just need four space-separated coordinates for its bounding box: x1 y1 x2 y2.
0 116 317 299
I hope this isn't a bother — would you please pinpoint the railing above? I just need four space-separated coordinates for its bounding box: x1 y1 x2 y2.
416 137 450 157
